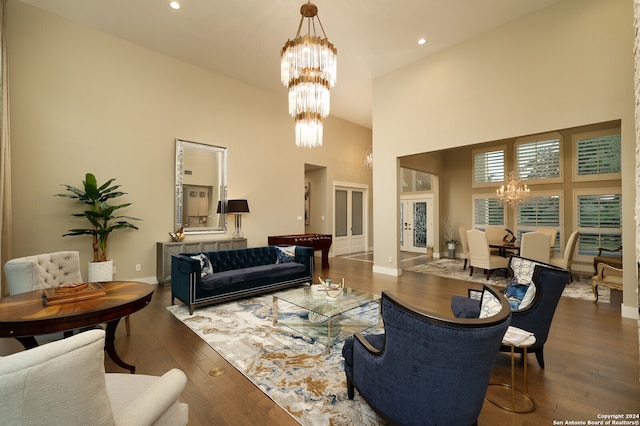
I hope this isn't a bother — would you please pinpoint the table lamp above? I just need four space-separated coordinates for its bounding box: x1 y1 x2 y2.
226 199 249 239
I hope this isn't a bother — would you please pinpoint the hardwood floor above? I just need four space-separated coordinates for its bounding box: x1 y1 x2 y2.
104 253 640 425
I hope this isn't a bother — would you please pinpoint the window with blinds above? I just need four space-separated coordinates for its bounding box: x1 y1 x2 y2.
472 146 505 188
472 195 505 228
516 194 562 243
573 128 621 182
515 133 562 183
576 190 622 258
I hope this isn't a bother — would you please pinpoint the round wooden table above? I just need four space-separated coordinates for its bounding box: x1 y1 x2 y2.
0 281 153 373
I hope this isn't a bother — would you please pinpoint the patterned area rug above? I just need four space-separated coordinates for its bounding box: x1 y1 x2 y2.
167 296 386 426
406 258 608 303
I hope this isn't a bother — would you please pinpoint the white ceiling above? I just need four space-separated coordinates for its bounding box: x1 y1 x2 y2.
19 0 560 129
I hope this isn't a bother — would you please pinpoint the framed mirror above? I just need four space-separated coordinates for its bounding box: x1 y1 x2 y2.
175 139 228 234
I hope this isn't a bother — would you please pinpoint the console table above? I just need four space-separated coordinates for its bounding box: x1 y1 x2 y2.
156 238 247 285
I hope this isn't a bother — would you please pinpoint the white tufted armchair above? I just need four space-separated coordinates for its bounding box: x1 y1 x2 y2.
4 251 83 294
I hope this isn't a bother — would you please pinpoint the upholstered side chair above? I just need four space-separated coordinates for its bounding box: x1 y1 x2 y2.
0 329 188 425
549 230 579 279
458 226 470 270
537 227 558 255
592 262 623 303
342 289 511 426
467 229 509 279
451 256 570 368
520 232 551 263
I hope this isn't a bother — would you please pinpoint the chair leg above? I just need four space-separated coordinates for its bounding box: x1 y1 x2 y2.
485 269 491 280
346 376 355 399
469 266 474 276
462 259 467 270
124 315 131 335
534 349 545 369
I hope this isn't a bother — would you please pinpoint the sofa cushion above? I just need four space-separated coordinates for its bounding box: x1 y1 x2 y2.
200 262 306 290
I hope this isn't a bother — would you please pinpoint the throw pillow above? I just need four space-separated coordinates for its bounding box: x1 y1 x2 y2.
190 253 213 277
275 246 296 264
510 256 541 285
479 289 502 319
502 276 537 310
519 283 536 310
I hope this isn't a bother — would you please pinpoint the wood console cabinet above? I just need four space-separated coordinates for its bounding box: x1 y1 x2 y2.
156 238 247 286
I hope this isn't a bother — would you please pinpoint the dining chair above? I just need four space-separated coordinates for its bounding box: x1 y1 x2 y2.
458 226 470 270
549 231 579 279
520 232 551 263
484 225 505 245
537 227 558 255
467 229 509 279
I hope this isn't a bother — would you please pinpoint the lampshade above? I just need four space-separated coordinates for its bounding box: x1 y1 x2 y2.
281 2 337 148
226 199 250 214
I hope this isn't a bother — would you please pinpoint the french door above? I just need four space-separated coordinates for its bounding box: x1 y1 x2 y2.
333 185 367 255
400 195 434 253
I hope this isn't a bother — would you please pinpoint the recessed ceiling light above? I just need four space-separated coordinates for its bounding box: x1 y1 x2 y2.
418 38 427 45
169 1 181 10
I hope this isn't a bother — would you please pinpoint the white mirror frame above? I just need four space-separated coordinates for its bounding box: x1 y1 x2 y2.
175 139 228 234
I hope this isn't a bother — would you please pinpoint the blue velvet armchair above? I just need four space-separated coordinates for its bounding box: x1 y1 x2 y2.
503 258 570 368
342 289 511 426
451 255 571 368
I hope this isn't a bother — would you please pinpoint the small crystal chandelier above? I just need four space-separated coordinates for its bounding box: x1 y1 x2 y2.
496 171 530 207
281 2 337 148
364 146 373 171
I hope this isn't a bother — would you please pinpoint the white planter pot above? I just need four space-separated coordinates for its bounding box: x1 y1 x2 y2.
88 260 113 282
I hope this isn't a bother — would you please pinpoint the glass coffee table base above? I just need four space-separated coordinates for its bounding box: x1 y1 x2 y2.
272 286 380 352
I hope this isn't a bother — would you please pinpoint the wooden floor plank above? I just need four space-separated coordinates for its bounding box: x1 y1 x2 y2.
104 254 640 425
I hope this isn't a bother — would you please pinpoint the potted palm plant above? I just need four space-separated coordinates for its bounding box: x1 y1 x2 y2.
56 173 141 281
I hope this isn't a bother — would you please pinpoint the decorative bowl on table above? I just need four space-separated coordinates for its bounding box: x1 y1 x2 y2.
318 277 344 301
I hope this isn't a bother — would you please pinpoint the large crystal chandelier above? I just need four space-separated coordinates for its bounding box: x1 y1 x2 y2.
496 171 530 207
281 2 337 148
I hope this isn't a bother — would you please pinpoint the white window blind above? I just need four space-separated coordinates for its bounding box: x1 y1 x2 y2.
577 192 622 256
473 149 504 184
473 197 504 227
575 132 621 178
517 195 560 227
516 136 561 181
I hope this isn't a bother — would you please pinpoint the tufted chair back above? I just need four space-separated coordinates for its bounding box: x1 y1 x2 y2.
4 251 82 295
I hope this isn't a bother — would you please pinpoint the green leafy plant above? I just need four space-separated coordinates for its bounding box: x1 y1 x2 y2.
56 173 141 262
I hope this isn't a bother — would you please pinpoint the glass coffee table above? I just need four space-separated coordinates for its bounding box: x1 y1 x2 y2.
272 285 381 351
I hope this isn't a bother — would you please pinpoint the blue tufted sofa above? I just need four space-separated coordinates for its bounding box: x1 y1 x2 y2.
171 246 314 314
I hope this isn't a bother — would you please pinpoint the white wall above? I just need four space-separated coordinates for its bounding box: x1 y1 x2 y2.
372 0 637 316
7 2 372 282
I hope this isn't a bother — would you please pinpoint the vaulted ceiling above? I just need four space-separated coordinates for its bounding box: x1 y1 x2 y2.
19 0 560 128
